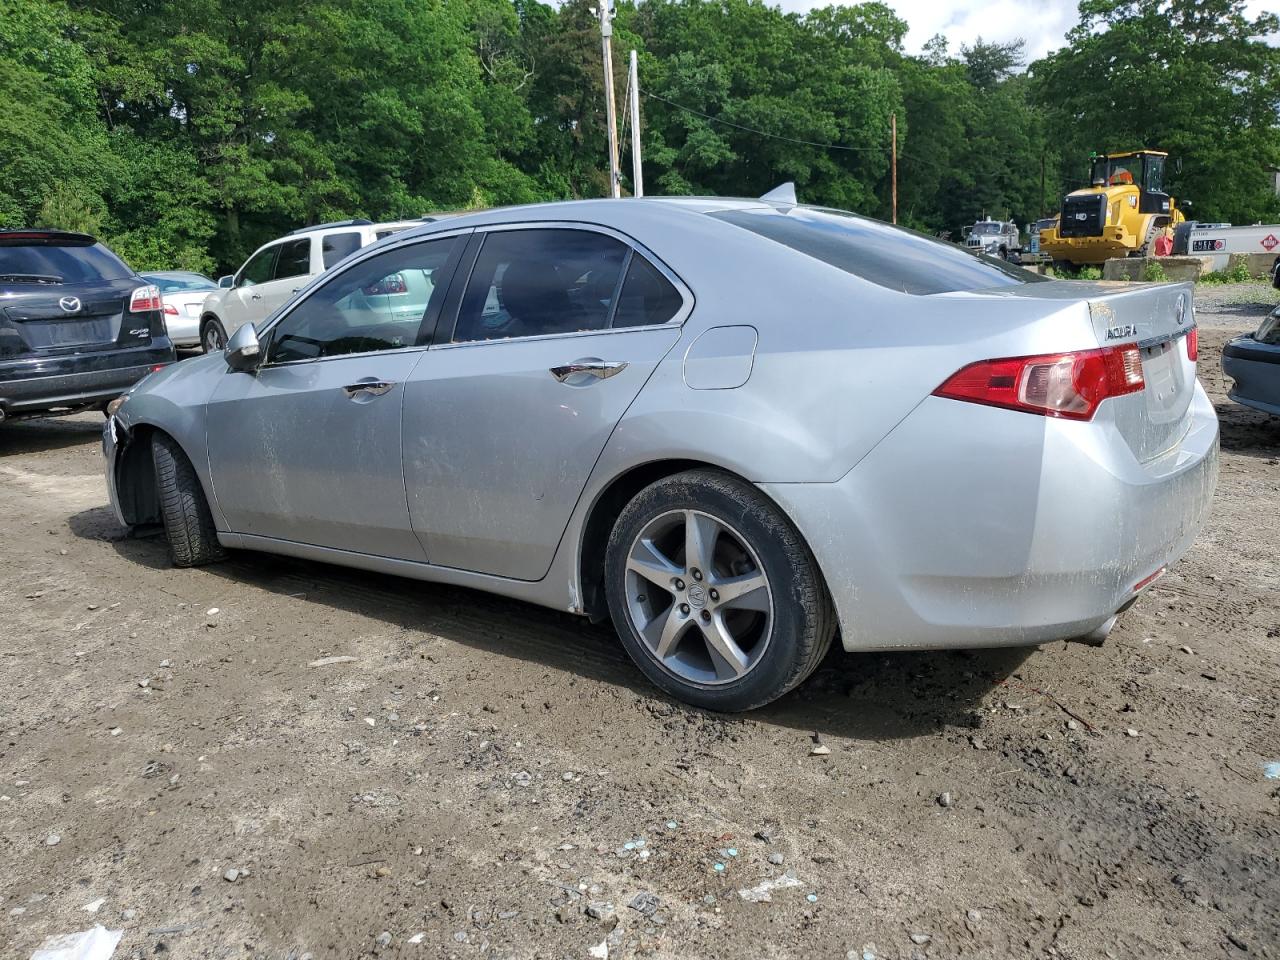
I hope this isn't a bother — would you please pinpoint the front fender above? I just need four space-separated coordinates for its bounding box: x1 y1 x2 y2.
113 352 230 530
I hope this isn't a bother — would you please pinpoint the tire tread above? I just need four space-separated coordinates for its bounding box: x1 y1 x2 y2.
152 433 226 567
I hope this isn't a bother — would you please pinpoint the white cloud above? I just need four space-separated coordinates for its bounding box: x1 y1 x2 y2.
773 0 1279 64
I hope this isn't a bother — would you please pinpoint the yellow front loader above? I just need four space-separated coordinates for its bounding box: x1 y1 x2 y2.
1040 150 1186 268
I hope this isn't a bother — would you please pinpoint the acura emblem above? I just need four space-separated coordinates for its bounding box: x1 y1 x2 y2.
59 296 81 313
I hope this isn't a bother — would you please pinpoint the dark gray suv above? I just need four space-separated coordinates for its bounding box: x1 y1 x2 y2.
0 230 175 423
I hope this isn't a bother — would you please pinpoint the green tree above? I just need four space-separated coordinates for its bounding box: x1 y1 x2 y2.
1031 0 1280 223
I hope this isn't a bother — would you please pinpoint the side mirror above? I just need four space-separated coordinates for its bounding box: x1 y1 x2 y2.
218 275 234 289
224 323 261 372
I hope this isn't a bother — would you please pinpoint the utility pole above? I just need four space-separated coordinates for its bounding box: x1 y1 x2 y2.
628 50 643 197
596 3 621 198
891 113 898 225
1040 153 1046 218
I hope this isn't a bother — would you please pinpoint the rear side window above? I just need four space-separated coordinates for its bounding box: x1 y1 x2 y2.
273 238 312 281
710 207 1047 295
452 229 627 343
322 231 363 268
612 254 684 328
0 241 132 284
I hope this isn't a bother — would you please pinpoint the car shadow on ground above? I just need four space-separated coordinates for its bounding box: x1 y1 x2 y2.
71 503 1033 742
1215 402 1280 458
0 415 104 456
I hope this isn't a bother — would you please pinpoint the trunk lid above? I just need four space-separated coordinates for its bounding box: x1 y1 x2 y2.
1 277 162 357
1077 281 1196 463
975 280 1197 462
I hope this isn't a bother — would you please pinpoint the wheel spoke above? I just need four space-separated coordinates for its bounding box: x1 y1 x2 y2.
684 511 720 576
712 571 769 612
643 605 690 659
700 613 750 680
627 538 682 591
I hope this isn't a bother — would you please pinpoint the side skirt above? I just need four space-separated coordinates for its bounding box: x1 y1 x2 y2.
215 532 583 616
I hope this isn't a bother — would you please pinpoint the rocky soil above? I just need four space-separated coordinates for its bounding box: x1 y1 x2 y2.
1 284 1277 960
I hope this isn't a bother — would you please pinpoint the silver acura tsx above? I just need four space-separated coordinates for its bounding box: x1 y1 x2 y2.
103 196 1218 711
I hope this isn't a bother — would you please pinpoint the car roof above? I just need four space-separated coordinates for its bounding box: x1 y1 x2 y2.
386 196 774 243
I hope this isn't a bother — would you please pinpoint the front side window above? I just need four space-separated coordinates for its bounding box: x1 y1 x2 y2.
322 231 363 268
452 229 627 343
273 238 312 281
265 236 459 364
238 246 278 287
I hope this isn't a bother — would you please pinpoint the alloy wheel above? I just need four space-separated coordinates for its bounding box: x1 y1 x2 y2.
623 509 774 685
203 324 224 352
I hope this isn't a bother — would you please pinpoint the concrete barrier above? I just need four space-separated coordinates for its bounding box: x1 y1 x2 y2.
1102 256 1210 282
1227 252 1277 278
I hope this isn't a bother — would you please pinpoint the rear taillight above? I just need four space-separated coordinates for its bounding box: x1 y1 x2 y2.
129 285 162 312
163 303 178 316
934 344 1145 421
1185 327 1198 362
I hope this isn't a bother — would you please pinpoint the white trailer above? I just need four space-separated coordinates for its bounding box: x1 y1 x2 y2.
1186 222 1280 271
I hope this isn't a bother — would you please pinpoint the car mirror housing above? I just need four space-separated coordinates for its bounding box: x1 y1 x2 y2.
224 323 261 372
218 275 234 288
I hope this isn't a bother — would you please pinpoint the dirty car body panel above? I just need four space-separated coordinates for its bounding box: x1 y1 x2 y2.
1222 307 1280 417
105 197 1218 656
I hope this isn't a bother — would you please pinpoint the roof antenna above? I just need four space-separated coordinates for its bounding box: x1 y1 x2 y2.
760 182 797 207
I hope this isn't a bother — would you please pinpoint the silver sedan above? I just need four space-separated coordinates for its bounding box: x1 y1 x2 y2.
103 198 1219 711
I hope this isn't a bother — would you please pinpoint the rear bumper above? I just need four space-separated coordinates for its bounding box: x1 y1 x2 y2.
1222 337 1280 416
0 344 174 416
762 382 1219 652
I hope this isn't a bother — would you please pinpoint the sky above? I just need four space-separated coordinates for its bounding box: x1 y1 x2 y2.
772 0 1280 63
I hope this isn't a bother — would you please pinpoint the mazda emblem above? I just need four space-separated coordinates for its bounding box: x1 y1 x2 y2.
59 296 81 313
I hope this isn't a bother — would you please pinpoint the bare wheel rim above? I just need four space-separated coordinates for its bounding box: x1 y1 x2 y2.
204 325 223 351
623 509 774 686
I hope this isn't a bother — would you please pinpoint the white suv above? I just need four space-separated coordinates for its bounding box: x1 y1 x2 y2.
198 217 447 352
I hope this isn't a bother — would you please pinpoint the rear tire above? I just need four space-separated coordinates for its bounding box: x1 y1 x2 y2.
152 433 226 567
604 469 835 712
201 317 227 353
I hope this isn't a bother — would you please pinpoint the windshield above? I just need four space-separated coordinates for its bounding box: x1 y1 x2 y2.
0 242 132 284
712 206 1045 295
1091 155 1143 188
144 273 216 293
972 222 1004 235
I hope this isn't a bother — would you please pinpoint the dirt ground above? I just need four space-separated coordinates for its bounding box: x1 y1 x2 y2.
1 284 1278 960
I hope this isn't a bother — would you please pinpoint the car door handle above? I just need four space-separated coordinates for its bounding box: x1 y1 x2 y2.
341 379 396 398
549 359 628 383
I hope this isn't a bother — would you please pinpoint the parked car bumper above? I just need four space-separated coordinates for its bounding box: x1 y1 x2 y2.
0 341 175 419
1222 335 1280 416
761 383 1219 652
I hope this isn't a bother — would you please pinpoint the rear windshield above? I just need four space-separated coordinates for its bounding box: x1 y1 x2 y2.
711 207 1046 295
0 242 133 284
144 273 216 293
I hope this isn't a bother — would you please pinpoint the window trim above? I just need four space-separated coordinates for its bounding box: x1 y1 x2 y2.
433 221 694 349
255 228 473 369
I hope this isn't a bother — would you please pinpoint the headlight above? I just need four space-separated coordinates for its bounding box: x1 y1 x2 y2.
106 395 128 417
